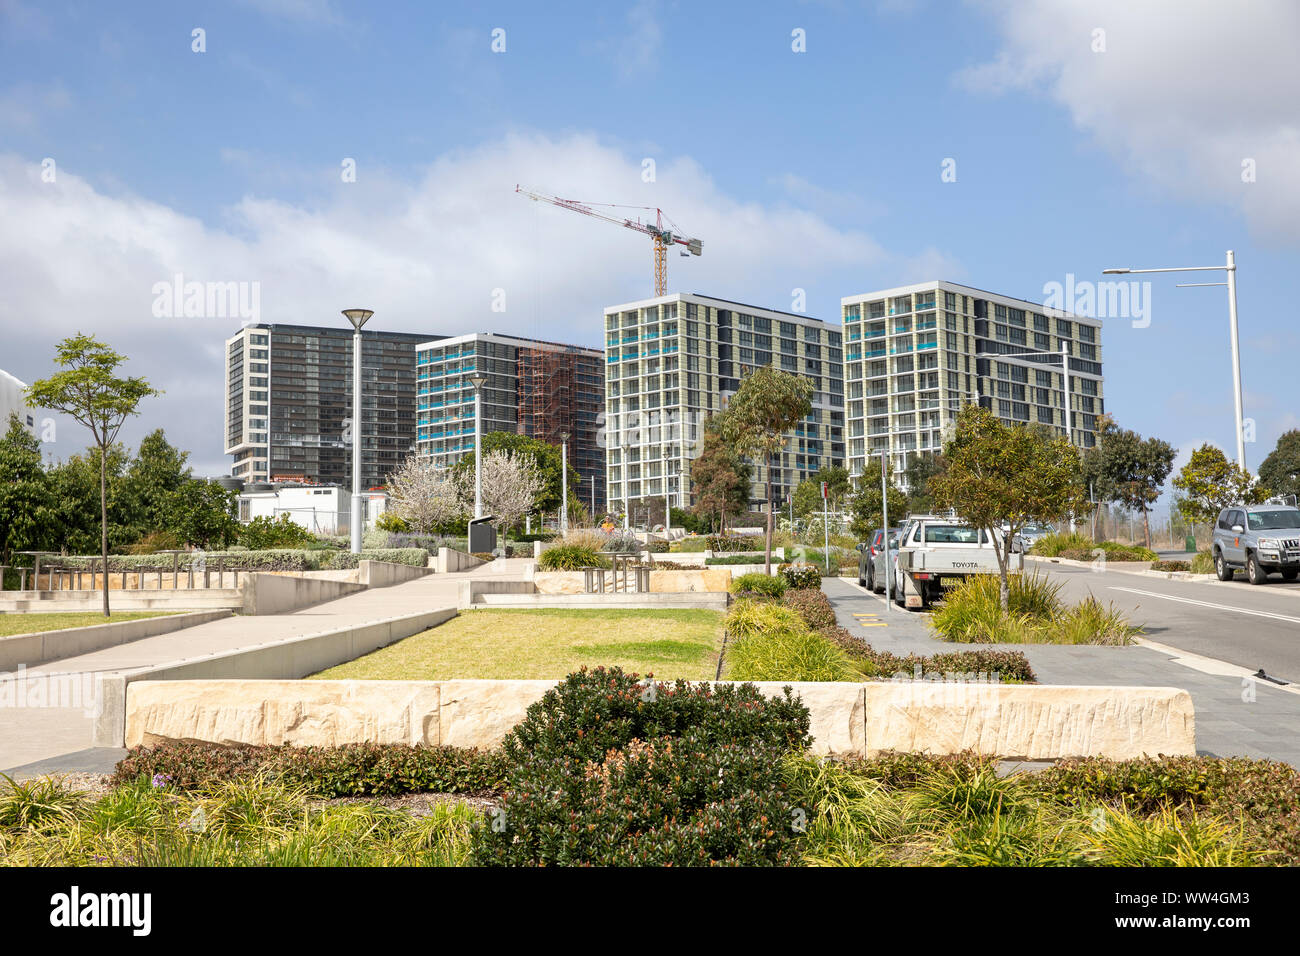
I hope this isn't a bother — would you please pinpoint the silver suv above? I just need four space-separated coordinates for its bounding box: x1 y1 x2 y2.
1212 505 1300 585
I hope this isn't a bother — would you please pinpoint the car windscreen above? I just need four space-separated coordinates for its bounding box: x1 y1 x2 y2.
1247 510 1300 530
923 525 984 544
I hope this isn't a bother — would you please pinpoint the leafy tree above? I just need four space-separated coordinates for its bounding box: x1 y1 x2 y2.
387 455 465 534
1080 414 1176 548
848 471 910 541
0 413 54 564
931 405 1089 609
720 368 814 573
1171 443 1269 526
46 444 133 554
27 335 158 615
118 430 192 539
451 432 577 516
1259 429 1300 500
456 449 545 545
902 452 944 513
164 479 238 548
689 416 751 535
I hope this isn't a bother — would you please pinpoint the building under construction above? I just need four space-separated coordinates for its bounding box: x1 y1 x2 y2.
414 332 606 516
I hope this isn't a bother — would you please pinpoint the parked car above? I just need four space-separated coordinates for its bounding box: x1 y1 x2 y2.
856 526 901 593
1005 523 1055 553
893 517 1005 610
1212 505 1300 585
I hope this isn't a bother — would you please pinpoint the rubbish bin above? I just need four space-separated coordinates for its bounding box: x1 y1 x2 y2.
1184 535 1197 553
468 516 497 554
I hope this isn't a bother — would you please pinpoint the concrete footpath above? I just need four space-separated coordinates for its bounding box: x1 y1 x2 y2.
822 577 1300 766
0 563 531 772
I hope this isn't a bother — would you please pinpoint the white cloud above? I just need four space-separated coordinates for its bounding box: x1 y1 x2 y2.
961 0 1300 242
0 133 911 472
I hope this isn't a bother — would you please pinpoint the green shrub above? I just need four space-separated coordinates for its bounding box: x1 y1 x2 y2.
705 554 768 565
537 544 609 571
671 536 709 552
779 564 822 590
1028 531 1095 557
1190 549 1214 574
708 534 760 552
730 571 787 597
781 588 838 632
323 548 430 570
111 741 508 797
1051 596 1143 645
725 598 810 641
1042 755 1300 865
930 573 1061 640
1150 560 1190 571
1086 805 1259 866
0 774 87 831
727 627 863 683
239 514 315 549
469 666 812 866
929 572 1137 645
780 588 1038 682
647 538 670 553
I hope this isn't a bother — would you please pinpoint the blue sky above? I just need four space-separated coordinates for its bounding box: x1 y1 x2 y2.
1 0 1297 484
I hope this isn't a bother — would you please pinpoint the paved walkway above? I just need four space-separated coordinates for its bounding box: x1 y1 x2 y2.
822 577 1300 765
0 563 524 772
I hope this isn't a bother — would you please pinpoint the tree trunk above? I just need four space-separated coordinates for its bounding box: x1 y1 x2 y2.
1142 507 1152 550
993 528 1010 612
764 454 774 576
100 448 110 617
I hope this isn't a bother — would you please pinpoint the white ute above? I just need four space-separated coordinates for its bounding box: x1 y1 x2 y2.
892 516 1012 610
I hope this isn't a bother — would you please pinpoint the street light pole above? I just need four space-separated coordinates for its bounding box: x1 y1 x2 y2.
621 441 632 531
341 309 374 555
1103 251 1246 467
468 372 487 520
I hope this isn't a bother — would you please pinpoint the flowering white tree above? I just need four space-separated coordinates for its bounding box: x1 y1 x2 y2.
458 449 545 543
387 455 463 534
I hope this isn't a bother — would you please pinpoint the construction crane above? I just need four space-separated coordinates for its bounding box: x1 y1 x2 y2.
516 185 702 296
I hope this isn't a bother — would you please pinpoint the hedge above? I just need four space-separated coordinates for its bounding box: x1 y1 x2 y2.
112 740 508 797
52 547 429 573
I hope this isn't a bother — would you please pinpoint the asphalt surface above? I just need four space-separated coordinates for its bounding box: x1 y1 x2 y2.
1028 558 1300 685
824 575 1300 765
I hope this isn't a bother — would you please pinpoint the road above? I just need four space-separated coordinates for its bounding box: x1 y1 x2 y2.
1028 558 1300 685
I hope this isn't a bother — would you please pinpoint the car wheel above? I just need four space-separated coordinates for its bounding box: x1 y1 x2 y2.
1215 551 1234 582
1246 552 1268 585
864 564 873 591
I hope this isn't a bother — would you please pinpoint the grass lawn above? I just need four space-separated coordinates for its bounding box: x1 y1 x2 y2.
310 608 725 681
0 611 180 637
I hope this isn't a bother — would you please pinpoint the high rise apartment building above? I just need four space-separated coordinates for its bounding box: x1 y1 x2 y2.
224 323 438 489
414 333 606 514
604 293 845 515
841 281 1104 483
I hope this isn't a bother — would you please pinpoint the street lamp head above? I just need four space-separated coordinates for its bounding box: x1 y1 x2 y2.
560 430 570 443
341 309 374 330
468 372 488 392
1101 269 1129 275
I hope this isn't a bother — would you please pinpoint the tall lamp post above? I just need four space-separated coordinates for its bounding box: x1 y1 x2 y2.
560 430 570 535
341 309 373 555
468 372 487 520
1103 252 1245 467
